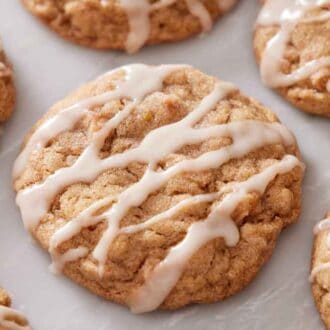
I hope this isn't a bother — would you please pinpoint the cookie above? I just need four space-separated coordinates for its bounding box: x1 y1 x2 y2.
254 0 330 116
21 0 238 53
0 288 31 330
0 39 15 122
13 64 304 313
311 212 330 329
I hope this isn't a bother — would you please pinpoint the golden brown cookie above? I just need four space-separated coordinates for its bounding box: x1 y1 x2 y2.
311 212 330 330
21 0 238 53
0 40 15 122
0 289 11 308
0 288 31 330
13 64 304 313
254 0 330 116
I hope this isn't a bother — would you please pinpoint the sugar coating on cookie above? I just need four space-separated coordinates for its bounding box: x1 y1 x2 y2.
21 0 238 53
0 288 31 330
254 0 330 116
311 212 330 329
0 39 15 123
13 64 304 312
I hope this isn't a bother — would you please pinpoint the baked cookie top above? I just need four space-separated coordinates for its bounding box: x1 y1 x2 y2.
13 64 304 313
0 288 31 330
21 0 238 53
254 0 330 116
311 212 330 329
0 39 14 122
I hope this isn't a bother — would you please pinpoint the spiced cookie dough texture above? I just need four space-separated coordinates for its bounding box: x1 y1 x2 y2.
254 0 330 116
0 288 31 330
311 212 330 330
21 0 238 53
13 64 304 313
0 40 14 122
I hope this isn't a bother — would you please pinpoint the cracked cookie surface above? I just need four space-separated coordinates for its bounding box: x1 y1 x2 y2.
13 64 304 312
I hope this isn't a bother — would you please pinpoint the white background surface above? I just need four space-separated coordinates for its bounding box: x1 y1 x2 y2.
0 1 329 329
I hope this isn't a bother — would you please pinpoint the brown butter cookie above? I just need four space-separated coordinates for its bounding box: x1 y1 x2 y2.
13 64 304 313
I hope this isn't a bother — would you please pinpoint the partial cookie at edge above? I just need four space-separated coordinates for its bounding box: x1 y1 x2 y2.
311 212 330 330
254 0 330 116
13 64 304 312
21 0 238 52
0 40 15 122
0 287 31 330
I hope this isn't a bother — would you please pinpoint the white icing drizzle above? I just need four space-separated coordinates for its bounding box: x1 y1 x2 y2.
106 0 233 53
49 247 89 275
14 64 187 230
257 0 330 88
120 0 151 53
310 215 330 282
314 216 330 234
184 0 213 33
0 306 31 330
14 64 302 313
130 154 301 313
310 262 330 282
48 119 296 275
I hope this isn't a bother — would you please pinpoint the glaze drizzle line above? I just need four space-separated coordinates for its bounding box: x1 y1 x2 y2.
131 154 301 313
257 0 330 88
14 64 302 313
105 0 236 53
